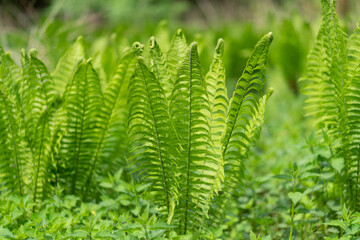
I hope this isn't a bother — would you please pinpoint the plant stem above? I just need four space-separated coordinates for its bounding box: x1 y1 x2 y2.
289 202 295 240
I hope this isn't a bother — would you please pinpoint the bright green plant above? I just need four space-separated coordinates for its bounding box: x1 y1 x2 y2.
300 0 360 211
0 39 136 202
1 27 273 238
128 30 273 236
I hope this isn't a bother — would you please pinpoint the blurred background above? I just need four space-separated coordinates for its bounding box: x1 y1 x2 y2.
1 0 360 237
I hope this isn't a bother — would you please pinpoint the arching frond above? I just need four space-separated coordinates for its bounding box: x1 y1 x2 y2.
165 29 187 98
52 36 85 95
300 0 348 139
0 52 27 195
206 38 228 147
149 37 170 91
57 59 103 196
20 50 58 203
205 38 228 195
209 33 273 222
345 19 360 210
170 42 218 234
83 47 137 198
128 55 179 222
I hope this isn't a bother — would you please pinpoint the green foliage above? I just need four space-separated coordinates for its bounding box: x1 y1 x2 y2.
0 40 135 203
300 0 360 211
0 25 273 238
128 30 273 236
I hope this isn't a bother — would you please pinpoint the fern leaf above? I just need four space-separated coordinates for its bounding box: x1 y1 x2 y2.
52 37 85 95
347 19 360 74
301 0 359 208
165 29 187 97
83 47 137 198
0 53 27 195
204 38 228 194
149 37 171 91
206 38 228 146
346 20 360 210
170 42 218 233
19 50 57 203
301 0 348 138
58 59 103 196
0 51 21 97
215 33 273 220
128 55 178 223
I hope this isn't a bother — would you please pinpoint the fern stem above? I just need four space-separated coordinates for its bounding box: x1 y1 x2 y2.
357 146 360 210
289 202 294 240
183 44 197 234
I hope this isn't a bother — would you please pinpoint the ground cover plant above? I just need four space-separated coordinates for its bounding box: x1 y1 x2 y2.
1 0 360 239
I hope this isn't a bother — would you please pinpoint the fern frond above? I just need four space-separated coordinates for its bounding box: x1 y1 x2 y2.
204 38 228 194
83 47 137 198
246 88 273 144
345 20 360 210
165 29 187 97
57 59 103 196
52 36 85 95
208 33 273 222
347 19 360 74
20 50 58 203
300 0 360 209
149 37 171 91
128 55 179 223
0 52 27 195
170 42 218 234
206 38 228 147
0 51 21 97
20 50 58 145
301 0 348 138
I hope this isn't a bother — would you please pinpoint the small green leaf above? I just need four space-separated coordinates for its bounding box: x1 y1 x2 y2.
65 230 88 238
324 220 346 229
288 192 303 205
331 158 344 173
262 235 272 240
95 230 116 238
99 182 114 189
273 174 292 180
250 230 257 240
0 228 14 238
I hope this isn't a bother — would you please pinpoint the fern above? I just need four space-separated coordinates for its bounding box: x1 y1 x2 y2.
301 0 360 210
128 31 273 235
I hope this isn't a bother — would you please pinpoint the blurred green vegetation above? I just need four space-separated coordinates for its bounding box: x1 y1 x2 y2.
1 0 360 239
